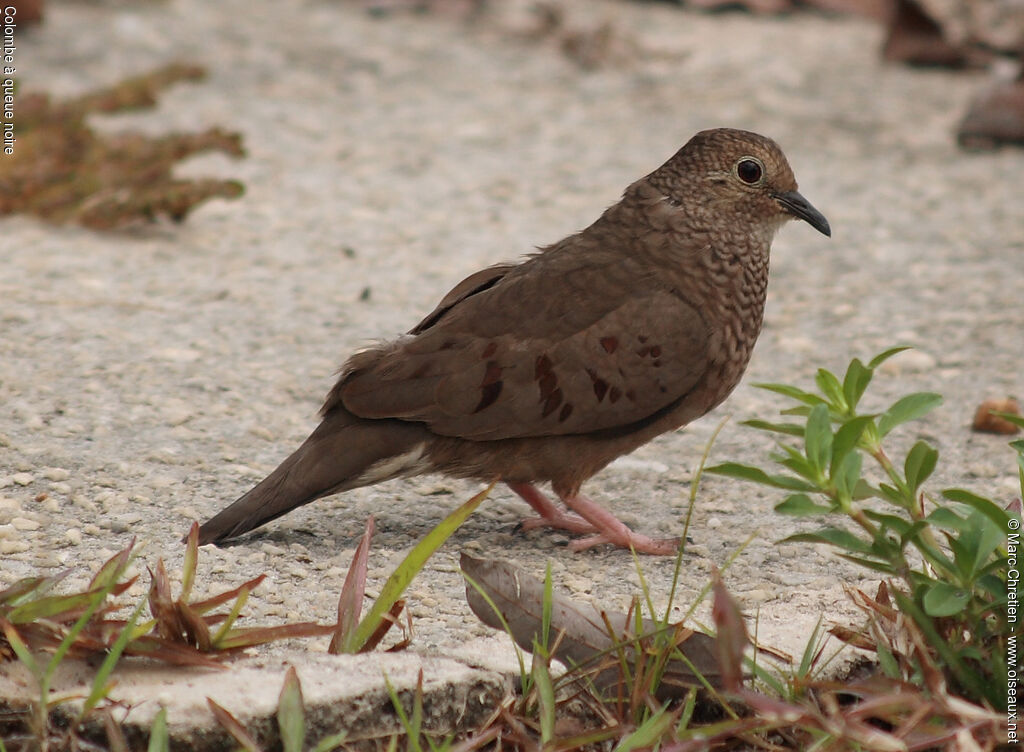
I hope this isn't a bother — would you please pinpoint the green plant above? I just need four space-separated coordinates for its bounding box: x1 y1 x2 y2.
708 347 1019 713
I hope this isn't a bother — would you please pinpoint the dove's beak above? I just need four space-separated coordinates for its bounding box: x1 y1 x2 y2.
774 190 831 237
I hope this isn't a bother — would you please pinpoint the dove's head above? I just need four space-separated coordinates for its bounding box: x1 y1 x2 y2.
648 128 831 241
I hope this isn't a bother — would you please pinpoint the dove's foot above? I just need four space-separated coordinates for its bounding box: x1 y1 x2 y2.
508 482 599 534
507 482 680 556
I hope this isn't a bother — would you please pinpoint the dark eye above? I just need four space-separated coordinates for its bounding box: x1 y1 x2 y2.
736 158 763 185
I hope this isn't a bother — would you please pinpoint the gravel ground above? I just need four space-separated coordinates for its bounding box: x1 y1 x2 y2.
2 0 1022 668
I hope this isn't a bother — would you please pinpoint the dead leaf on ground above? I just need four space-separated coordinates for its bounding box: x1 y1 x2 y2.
0 64 245 230
461 553 723 699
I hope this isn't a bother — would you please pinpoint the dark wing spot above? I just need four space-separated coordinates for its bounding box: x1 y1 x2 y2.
600 337 618 354
650 345 662 358
626 390 636 402
481 361 502 386
653 360 661 368
474 381 502 413
535 354 553 379
481 342 498 358
538 372 558 400
636 346 651 357
586 368 609 402
638 335 648 343
558 403 573 422
609 387 622 404
542 388 563 417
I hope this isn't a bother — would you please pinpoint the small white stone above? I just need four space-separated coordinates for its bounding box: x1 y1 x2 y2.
11 517 41 531
0 497 21 513
706 516 722 529
11 473 34 487
0 539 30 554
66 528 83 545
43 467 70 482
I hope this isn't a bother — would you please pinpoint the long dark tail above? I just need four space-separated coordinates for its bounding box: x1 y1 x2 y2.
195 410 430 545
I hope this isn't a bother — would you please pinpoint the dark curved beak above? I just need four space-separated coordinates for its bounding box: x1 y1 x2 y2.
774 190 831 237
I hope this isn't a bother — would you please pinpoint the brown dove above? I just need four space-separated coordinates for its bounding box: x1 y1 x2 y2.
195 128 830 555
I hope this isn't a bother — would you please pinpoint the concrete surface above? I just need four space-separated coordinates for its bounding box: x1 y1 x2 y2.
1 0 1021 745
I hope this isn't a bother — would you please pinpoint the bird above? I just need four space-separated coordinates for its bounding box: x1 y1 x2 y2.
194 128 830 555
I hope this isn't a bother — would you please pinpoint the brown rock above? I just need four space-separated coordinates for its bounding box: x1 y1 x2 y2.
195 128 830 555
972 398 1022 435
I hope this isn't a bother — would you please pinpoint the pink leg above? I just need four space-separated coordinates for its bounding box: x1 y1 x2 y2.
506 482 598 534
506 482 680 556
560 493 680 555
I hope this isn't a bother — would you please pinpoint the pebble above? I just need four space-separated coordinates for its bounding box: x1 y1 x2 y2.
11 473 34 487
11 517 42 531
66 528 83 545
43 467 70 482
878 349 937 375
0 497 21 513
0 539 30 554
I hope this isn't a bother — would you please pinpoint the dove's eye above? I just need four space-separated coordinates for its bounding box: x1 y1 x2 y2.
735 158 764 185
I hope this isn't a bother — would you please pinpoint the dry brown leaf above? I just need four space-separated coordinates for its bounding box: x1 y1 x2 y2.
461 553 722 698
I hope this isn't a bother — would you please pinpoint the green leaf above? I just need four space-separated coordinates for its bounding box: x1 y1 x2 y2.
862 510 914 537
753 382 828 407
741 419 804 437
277 666 305 752
614 704 676 752
960 510 1005 579
774 494 834 516
835 553 898 575
705 462 815 491
833 451 863 506
82 596 150 716
309 735 348 752
841 358 873 411
147 707 170 752
993 412 1024 429
348 483 493 651
877 483 904 506
867 346 912 370
927 506 967 531
904 441 938 497
815 368 847 410
878 392 942 437
829 415 873 478
804 403 833 475
531 650 556 745
941 489 1013 531
781 527 872 555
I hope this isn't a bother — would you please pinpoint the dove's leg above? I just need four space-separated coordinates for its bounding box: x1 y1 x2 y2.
507 482 599 535
558 494 681 556
507 482 680 556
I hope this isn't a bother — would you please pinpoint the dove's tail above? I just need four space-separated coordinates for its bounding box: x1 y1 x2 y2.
194 410 431 545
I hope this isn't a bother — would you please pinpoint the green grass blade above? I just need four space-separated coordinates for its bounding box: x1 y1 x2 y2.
349 483 494 652
147 707 169 752
531 649 556 745
82 595 150 715
277 666 305 752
